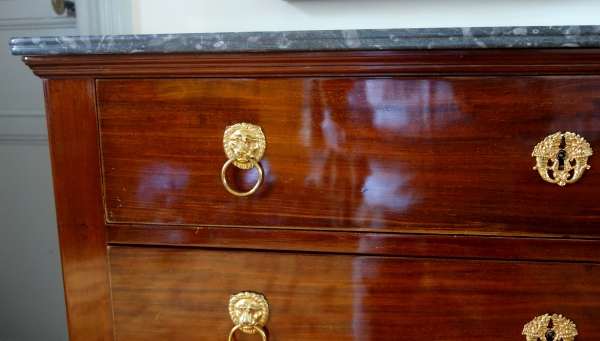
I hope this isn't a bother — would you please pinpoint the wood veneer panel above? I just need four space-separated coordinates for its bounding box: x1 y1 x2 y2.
44 78 113 340
109 246 600 340
98 77 600 238
107 225 600 263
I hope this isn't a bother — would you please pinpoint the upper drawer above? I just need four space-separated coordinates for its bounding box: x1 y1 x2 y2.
97 77 600 237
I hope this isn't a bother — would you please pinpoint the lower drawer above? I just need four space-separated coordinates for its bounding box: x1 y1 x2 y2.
108 247 600 340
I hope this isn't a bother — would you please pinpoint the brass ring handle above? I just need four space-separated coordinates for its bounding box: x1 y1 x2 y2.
221 157 263 196
222 123 266 196
228 325 267 341
228 291 269 340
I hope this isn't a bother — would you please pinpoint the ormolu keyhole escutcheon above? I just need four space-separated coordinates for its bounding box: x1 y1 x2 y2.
532 132 593 186
523 314 578 341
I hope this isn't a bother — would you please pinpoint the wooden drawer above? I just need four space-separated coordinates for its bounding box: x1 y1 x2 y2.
98 77 600 238
109 246 600 340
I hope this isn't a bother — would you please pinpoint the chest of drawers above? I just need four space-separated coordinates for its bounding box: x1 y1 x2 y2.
13 28 600 340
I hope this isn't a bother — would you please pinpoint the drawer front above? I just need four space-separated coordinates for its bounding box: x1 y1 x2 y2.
98 77 600 237
109 246 600 340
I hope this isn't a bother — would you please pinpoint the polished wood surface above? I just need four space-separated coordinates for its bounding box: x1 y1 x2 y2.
23 48 600 341
21 49 600 78
107 224 600 263
99 77 600 238
44 78 114 340
109 246 600 340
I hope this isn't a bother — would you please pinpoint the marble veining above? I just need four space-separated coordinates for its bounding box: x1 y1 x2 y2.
10 26 600 56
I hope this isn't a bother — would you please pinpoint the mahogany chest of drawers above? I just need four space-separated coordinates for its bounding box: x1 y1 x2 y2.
13 29 600 340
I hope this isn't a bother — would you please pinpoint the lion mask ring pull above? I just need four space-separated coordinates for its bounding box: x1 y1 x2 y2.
228 291 269 341
221 123 266 196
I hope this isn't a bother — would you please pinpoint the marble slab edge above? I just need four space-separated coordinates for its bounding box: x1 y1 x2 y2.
10 26 600 56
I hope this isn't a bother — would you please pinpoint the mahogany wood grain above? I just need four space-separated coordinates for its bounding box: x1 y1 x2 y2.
22 49 600 78
98 77 600 238
44 78 114 340
23 48 600 341
109 246 600 341
107 224 600 263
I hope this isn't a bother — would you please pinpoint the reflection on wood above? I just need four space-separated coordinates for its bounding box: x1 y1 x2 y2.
109 246 600 341
99 77 600 238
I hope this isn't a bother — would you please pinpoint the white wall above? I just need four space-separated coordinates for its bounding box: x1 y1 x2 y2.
1 1 75 340
132 0 600 34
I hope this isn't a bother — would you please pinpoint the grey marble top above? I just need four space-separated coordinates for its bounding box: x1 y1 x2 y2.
10 26 600 56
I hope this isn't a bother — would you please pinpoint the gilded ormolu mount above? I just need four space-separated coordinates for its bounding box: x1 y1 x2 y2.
523 313 578 341
223 123 266 170
228 291 269 340
532 132 592 186
221 123 266 196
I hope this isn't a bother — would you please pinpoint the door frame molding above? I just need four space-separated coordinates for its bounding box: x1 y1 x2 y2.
76 0 133 35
